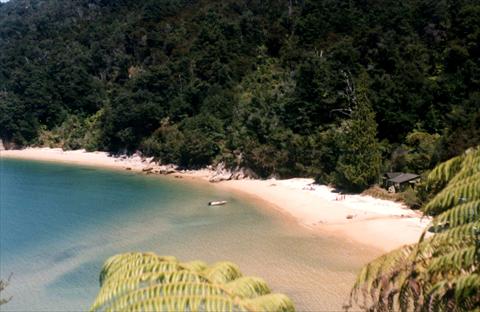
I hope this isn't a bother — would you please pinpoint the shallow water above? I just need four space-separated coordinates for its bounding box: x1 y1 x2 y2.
0 158 378 311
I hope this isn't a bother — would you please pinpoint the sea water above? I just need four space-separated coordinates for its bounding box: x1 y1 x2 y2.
0 158 378 311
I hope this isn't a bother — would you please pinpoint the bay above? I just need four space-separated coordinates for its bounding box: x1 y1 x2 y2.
0 158 376 311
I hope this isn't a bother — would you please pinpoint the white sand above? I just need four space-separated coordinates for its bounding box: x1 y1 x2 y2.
1 148 429 252
217 179 429 251
0 147 150 170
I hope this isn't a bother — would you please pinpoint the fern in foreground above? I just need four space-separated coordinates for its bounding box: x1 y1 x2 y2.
91 252 295 312
349 147 480 311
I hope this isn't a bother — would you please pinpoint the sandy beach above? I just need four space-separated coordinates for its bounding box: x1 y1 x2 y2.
0 147 429 252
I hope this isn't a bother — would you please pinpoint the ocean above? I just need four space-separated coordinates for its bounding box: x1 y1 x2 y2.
0 158 375 311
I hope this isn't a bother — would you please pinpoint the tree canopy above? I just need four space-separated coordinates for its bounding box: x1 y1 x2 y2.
1 0 479 190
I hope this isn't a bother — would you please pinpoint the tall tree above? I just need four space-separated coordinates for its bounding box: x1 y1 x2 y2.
334 77 382 191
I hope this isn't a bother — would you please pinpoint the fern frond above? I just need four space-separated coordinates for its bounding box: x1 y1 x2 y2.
433 200 480 227
427 274 480 303
92 271 204 311
224 277 271 298
409 222 479 268
102 284 228 311
180 260 208 272
202 262 242 284
350 146 480 311
99 252 177 285
91 253 295 312
350 244 415 307
423 180 480 215
425 154 464 188
426 247 477 276
430 221 480 243
244 294 295 312
105 295 241 312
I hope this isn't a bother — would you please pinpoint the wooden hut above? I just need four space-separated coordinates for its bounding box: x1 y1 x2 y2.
383 172 420 193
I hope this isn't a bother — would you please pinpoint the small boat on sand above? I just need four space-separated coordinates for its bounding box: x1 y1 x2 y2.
208 200 228 206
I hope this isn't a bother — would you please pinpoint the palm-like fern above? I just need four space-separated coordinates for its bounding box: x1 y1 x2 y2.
349 147 480 311
91 252 295 312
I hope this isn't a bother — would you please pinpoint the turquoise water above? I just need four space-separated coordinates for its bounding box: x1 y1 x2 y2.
0 158 377 311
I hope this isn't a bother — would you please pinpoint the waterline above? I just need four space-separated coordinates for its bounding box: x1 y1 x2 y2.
1 158 377 311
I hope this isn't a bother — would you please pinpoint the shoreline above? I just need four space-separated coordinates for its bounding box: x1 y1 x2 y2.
0 147 429 252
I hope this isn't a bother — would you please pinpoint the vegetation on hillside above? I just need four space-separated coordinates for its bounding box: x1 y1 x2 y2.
349 147 480 311
1 0 479 191
90 252 295 312
1 3 479 309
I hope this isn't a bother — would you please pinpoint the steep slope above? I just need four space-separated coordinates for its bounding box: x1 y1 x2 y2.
1 0 479 188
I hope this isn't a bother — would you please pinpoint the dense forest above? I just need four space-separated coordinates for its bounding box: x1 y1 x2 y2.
1 0 479 191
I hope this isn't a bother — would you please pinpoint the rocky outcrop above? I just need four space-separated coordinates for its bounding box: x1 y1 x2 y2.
208 163 232 182
120 152 255 182
231 167 258 180
158 164 178 175
208 163 257 183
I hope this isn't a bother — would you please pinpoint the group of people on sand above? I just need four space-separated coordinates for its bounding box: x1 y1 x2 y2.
302 184 347 201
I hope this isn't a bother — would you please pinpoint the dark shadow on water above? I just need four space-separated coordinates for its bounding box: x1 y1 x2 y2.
52 244 89 264
46 260 102 295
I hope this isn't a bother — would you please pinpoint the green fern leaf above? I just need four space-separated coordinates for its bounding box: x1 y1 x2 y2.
350 146 480 311
91 253 295 312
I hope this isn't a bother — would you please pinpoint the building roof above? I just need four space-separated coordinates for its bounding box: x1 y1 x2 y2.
388 173 420 184
384 172 403 179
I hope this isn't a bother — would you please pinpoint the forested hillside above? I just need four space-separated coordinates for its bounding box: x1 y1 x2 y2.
1 0 479 190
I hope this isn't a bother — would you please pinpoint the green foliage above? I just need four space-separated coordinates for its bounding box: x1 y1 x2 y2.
91 252 295 312
390 131 442 173
349 147 480 311
333 85 382 192
178 114 224 168
140 120 184 164
1 0 479 189
36 111 104 151
36 116 86 150
398 187 420 209
0 92 39 146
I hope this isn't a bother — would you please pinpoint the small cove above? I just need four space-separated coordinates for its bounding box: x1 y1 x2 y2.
0 158 379 311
